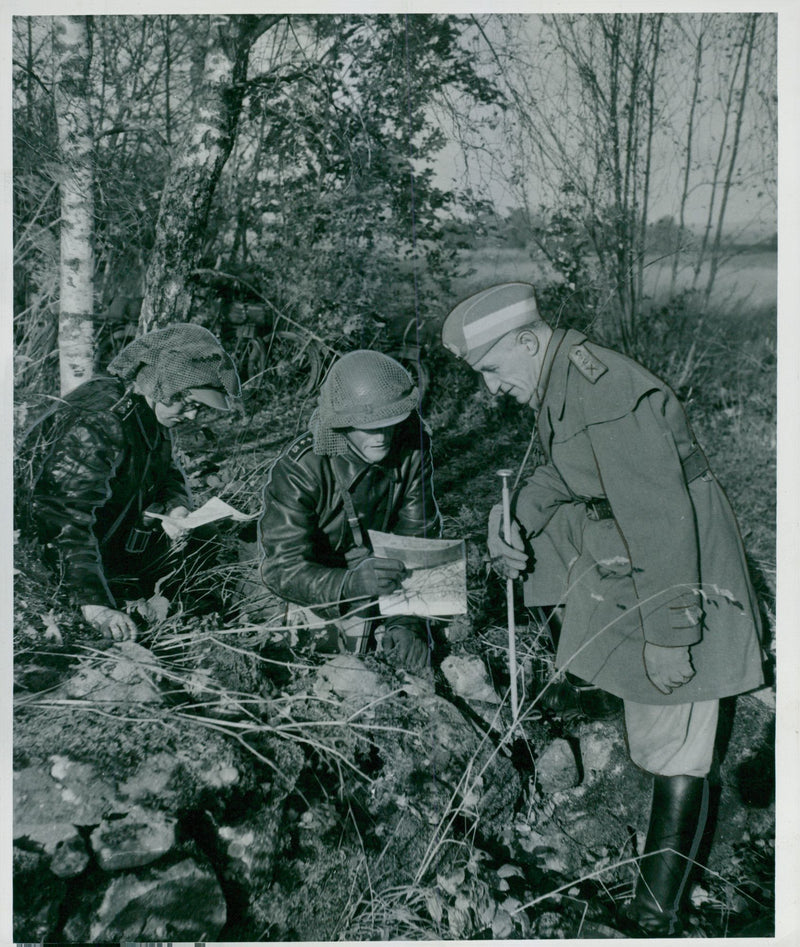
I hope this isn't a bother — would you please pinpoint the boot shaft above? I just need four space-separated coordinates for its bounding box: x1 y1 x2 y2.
628 774 710 936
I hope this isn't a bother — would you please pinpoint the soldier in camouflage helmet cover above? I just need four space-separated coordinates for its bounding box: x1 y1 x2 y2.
28 324 241 641
258 350 441 671
442 282 765 937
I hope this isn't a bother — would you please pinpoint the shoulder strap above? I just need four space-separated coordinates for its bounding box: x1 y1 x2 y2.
330 461 366 552
568 342 608 383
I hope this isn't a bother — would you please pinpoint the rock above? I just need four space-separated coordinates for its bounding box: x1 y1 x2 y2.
63 857 226 942
116 738 241 810
251 841 365 941
57 641 164 704
536 738 580 793
14 762 120 849
515 823 576 875
440 654 501 704
118 750 179 802
201 762 240 789
50 831 91 878
13 845 67 941
364 689 518 848
578 719 625 782
313 654 391 702
218 824 257 878
90 806 176 871
215 806 300 937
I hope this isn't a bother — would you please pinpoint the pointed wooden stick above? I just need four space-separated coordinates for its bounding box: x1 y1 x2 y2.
497 468 519 723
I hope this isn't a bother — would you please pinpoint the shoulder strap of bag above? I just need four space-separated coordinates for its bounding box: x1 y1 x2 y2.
330 461 368 563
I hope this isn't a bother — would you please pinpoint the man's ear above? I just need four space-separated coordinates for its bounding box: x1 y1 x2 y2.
517 329 540 357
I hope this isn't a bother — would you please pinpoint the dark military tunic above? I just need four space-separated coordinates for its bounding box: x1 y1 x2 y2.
29 377 191 607
258 415 440 621
514 329 764 704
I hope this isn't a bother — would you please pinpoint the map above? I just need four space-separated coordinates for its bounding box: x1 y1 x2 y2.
368 530 468 618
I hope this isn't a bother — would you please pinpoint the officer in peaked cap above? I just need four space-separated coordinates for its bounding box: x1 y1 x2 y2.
441 282 765 937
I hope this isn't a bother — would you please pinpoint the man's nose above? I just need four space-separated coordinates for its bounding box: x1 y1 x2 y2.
483 375 500 395
184 406 199 420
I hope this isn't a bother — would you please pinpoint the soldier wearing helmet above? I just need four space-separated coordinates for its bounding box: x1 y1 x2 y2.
442 282 765 937
257 350 441 671
26 324 242 642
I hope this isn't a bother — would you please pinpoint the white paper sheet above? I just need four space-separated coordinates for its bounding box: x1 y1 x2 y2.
147 497 258 539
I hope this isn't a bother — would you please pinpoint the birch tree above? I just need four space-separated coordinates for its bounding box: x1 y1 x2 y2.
692 12 762 302
52 15 94 393
140 14 281 330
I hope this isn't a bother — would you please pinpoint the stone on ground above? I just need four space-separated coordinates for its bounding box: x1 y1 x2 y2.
90 806 177 871
62 857 226 941
536 737 580 793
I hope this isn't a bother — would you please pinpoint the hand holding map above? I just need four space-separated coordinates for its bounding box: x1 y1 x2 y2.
368 530 467 618
146 497 258 539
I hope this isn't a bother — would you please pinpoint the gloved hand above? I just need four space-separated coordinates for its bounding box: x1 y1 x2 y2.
643 643 696 694
487 503 529 580
382 621 429 672
343 557 407 600
81 604 138 642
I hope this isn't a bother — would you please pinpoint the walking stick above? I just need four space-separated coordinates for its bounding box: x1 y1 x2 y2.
497 469 519 723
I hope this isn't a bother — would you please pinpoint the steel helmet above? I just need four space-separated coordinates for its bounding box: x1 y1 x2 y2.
309 350 418 455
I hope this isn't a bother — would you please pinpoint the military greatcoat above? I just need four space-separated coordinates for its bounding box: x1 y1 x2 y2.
514 328 764 704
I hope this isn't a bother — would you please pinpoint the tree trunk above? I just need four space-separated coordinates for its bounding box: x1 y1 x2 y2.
671 17 705 296
635 15 662 319
704 13 758 305
53 15 95 395
691 14 751 293
140 15 280 331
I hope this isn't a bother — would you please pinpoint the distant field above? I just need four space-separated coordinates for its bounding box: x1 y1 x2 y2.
451 247 777 314
645 250 776 312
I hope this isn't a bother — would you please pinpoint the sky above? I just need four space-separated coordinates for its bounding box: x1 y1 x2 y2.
430 12 777 241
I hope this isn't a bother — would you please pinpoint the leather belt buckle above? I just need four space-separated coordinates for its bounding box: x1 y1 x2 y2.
585 497 614 521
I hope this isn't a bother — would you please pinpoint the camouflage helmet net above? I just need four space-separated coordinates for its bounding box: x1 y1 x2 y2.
309 350 418 456
108 323 241 407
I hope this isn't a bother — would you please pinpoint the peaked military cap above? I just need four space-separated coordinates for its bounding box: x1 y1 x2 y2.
441 282 541 365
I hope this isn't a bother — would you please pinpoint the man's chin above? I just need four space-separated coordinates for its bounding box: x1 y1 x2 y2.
351 445 390 463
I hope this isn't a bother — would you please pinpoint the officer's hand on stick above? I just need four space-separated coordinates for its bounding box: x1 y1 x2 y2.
487 503 529 580
643 643 696 694
344 557 407 599
81 604 138 642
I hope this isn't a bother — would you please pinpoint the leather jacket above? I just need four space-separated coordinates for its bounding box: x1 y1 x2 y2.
258 415 440 620
29 376 191 607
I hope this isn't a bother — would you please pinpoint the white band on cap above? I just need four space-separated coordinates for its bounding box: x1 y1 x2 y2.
462 297 538 351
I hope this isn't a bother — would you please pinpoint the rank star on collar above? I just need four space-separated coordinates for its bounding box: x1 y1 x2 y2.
568 343 608 383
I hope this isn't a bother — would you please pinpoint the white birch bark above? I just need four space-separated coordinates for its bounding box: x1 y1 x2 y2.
53 15 95 394
141 16 279 331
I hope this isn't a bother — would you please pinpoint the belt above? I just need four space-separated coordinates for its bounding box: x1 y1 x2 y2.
585 497 614 520
583 446 710 522
681 445 710 483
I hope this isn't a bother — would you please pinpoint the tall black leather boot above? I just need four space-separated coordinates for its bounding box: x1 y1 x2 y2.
621 774 710 936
